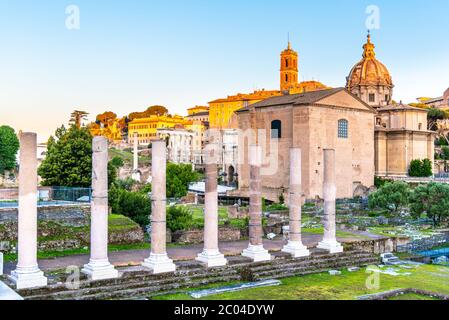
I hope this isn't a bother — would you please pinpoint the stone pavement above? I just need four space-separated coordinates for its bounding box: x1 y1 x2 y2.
3 231 379 274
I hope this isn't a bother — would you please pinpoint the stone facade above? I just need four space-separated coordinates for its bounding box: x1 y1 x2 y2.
236 88 375 201
374 104 435 176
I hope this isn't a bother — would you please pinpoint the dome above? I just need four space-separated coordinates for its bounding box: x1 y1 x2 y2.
347 33 393 88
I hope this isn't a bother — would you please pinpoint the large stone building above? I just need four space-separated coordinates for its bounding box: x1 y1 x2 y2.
236 88 376 201
207 42 329 184
374 103 434 176
346 33 435 177
208 42 329 131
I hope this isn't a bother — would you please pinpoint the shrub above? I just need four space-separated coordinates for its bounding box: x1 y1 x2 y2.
374 176 393 188
115 177 137 191
266 203 288 212
166 206 194 232
109 186 151 227
409 159 433 177
368 181 411 213
110 156 124 168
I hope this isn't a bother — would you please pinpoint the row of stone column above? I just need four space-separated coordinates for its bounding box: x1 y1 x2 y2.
9 134 342 289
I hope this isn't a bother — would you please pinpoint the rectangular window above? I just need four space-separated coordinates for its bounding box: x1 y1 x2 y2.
338 119 348 139
369 94 375 103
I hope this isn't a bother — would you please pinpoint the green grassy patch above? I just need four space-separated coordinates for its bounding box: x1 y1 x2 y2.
154 264 449 300
108 214 140 231
301 227 368 240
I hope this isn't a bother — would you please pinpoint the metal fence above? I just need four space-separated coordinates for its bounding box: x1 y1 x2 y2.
0 187 91 208
397 233 449 254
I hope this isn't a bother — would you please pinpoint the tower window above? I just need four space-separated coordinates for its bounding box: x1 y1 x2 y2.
338 119 348 139
285 74 288 82
369 94 375 103
271 120 282 139
285 58 289 68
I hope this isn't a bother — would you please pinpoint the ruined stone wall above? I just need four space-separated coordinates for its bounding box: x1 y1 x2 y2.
171 227 241 244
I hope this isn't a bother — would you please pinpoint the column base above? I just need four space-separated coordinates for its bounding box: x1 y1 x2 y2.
9 266 47 290
142 253 176 274
242 244 272 262
317 240 344 254
82 259 119 281
196 249 228 268
282 241 310 258
131 171 141 182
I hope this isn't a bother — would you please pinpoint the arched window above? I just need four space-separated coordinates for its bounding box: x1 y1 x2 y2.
338 119 348 139
285 74 288 82
285 58 289 68
271 120 282 139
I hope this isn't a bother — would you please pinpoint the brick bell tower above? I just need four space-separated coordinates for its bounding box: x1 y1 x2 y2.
280 41 299 93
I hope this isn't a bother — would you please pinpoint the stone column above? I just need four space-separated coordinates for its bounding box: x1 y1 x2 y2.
82 137 118 280
282 148 310 258
196 143 227 268
317 149 343 253
242 145 271 262
132 132 141 182
143 140 176 273
9 133 47 289
133 132 138 171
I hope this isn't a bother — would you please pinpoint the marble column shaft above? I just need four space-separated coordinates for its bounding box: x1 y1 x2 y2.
282 148 310 257
196 143 227 267
82 136 118 280
9 132 47 289
248 146 263 246
317 149 343 253
242 145 271 262
142 140 176 273
133 132 138 171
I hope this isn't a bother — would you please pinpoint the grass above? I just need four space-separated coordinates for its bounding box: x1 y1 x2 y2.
154 264 449 300
301 227 369 240
109 148 151 166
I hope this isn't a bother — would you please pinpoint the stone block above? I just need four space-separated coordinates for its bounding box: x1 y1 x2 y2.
328 270 341 276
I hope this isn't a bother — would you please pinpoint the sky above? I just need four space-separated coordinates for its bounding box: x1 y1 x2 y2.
0 0 448 142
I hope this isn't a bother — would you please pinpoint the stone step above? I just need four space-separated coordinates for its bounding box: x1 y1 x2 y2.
253 257 379 280
22 268 241 300
18 250 380 300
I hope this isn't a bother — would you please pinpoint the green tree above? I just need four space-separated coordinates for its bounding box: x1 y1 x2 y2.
409 182 449 226
0 126 19 172
38 126 93 187
427 108 446 130
166 163 200 198
368 181 411 213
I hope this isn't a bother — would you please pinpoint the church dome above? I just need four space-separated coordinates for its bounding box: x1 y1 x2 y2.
347 33 393 88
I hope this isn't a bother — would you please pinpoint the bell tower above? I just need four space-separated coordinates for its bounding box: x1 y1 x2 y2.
280 41 299 92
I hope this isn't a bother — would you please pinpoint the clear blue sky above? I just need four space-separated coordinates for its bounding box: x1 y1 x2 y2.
1 0 448 141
